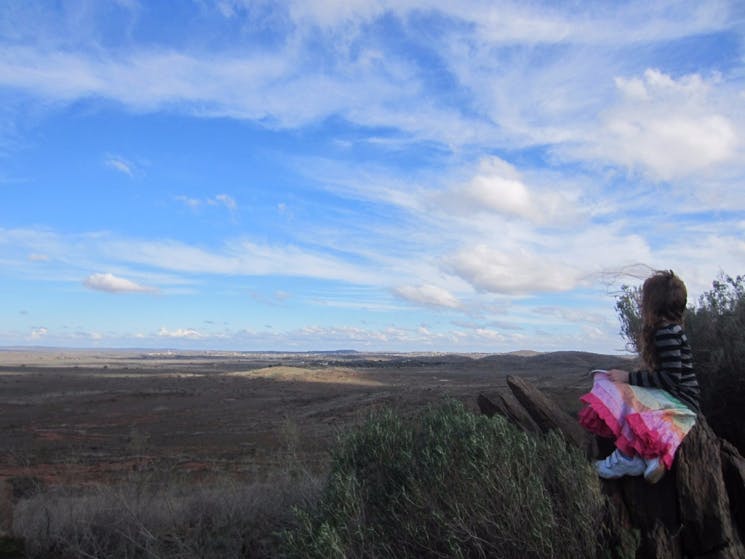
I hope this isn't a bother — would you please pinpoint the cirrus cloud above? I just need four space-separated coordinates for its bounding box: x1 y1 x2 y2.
104 154 134 177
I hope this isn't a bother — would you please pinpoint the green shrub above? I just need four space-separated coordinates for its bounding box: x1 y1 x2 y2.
685 275 745 453
615 273 745 453
283 400 615 559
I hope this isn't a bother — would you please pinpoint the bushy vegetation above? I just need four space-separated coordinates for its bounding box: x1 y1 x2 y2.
283 400 623 559
615 273 745 453
12 405 638 558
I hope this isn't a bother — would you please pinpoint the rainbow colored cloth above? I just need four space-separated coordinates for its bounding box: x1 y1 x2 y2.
578 371 697 470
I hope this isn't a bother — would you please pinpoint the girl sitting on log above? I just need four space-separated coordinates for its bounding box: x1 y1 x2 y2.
579 270 700 483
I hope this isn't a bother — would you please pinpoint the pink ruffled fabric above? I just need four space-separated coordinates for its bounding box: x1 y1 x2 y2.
579 372 696 470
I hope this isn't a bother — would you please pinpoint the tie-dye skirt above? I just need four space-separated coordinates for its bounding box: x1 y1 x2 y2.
578 371 697 470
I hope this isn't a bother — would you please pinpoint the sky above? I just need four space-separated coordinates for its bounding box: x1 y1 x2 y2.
0 0 744 353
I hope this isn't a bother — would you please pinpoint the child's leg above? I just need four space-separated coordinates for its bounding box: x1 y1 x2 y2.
643 456 665 484
595 448 644 479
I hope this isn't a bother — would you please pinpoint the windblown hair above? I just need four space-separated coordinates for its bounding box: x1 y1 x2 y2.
640 270 687 370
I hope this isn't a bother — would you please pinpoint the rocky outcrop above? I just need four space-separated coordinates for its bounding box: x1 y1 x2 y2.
505 375 589 450
478 378 745 559
476 390 539 433
721 439 745 540
677 421 741 557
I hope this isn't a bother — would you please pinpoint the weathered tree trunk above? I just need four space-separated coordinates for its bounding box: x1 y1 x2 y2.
478 376 745 559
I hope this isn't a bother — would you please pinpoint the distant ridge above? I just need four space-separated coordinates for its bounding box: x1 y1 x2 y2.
503 350 542 357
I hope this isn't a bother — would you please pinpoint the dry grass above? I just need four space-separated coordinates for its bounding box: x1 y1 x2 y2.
13 469 322 559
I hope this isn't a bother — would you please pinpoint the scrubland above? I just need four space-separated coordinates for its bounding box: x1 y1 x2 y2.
1 349 628 557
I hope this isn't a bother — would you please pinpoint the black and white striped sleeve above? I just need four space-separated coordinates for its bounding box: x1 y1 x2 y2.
628 324 699 410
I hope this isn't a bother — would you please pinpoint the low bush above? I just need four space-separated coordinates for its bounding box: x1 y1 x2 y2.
283 400 621 559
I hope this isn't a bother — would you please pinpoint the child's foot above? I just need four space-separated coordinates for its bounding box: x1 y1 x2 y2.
643 457 665 484
595 449 645 479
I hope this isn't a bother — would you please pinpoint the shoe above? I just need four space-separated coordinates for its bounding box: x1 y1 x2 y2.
643 457 665 484
595 449 645 479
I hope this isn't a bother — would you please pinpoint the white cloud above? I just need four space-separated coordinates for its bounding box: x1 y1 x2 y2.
1 227 389 288
214 194 237 211
84 273 156 293
471 328 508 343
532 306 611 327
157 327 203 339
104 155 134 177
28 253 49 261
0 3 737 160
177 194 238 211
1 3 743 354
393 284 460 309
225 1 729 46
0 317 620 353
175 195 202 209
29 327 48 340
446 244 581 295
463 1 729 46
441 157 580 225
594 69 738 180
104 238 381 284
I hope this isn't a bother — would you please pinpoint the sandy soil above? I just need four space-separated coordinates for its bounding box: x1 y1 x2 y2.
0 349 632 487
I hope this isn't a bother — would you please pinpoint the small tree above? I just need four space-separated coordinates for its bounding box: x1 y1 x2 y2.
686 274 745 453
615 284 642 354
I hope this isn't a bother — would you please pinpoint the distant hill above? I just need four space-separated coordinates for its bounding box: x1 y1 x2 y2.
479 350 634 376
503 350 543 357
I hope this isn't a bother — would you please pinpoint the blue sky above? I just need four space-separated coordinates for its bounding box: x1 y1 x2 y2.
1 0 744 353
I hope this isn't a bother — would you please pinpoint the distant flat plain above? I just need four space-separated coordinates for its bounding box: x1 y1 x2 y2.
0 348 633 487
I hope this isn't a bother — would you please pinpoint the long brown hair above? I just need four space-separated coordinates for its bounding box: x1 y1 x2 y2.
639 270 687 370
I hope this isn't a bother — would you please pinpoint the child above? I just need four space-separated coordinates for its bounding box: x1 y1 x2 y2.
579 270 700 484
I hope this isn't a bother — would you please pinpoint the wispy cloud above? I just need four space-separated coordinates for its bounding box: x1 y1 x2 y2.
0 2 739 163
2 228 384 286
176 194 238 212
175 196 202 209
104 154 134 177
213 194 237 211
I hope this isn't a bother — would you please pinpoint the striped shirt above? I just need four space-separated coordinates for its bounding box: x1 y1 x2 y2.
628 323 700 412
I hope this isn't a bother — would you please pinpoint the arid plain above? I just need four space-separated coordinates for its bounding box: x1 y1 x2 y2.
0 349 633 487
